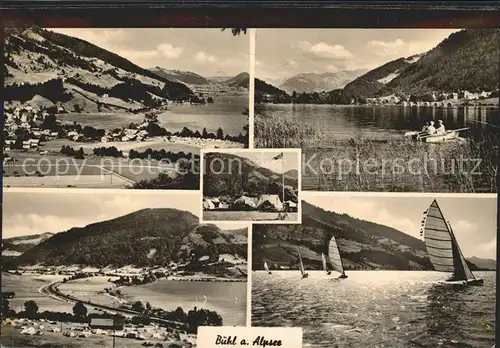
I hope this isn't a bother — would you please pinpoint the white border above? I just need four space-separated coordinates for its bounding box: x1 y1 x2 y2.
199 148 302 224
248 28 256 149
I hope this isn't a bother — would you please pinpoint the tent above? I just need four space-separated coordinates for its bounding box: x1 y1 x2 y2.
202 199 216 210
232 195 257 211
257 195 283 212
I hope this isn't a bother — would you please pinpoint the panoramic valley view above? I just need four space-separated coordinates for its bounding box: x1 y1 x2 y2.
3 27 250 189
252 194 497 347
1 190 248 348
254 28 499 192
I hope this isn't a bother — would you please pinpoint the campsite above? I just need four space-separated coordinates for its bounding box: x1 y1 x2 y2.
201 150 301 223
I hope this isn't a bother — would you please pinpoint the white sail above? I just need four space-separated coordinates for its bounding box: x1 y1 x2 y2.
264 261 269 272
328 235 345 275
422 200 476 281
321 253 327 272
297 247 306 276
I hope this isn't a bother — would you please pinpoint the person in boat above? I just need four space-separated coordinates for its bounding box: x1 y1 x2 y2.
426 121 436 135
421 121 430 133
435 120 446 135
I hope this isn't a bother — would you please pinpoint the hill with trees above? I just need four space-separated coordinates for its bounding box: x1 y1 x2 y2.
149 67 211 85
253 201 481 272
14 209 247 267
203 152 299 202
4 26 194 112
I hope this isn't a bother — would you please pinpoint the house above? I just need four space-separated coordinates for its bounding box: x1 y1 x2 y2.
89 318 124 331
22 140 31 149
30 139 40 148
50 131 58 138
232 195 257 211
101 136 109 143
257 194 283 212
284 201 298 212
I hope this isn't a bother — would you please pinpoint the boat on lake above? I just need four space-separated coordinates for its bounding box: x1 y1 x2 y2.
421 200 484 286
327 235 348 279
264 261 271 275
297 246 308 279
404 128 468 143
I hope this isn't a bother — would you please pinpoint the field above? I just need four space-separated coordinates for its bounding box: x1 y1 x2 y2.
3 150 176 188
57 277 123 308
203 211 299 222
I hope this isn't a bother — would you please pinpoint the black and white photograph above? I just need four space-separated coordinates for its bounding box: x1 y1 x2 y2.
252 194 496 347
201 149 301 223
1 189 248 348
3 27 250 189
253 28 499 193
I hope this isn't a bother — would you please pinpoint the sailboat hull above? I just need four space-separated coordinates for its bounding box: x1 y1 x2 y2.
442 278 484 286
338 274 348 279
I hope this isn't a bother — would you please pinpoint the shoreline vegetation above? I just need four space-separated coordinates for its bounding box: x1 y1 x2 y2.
255 106 498 193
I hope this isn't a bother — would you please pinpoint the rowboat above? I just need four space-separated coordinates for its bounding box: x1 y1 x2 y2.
404 128 468 143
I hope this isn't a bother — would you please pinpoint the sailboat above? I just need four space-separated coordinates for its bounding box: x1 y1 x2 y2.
321 253 331 275
264 261 271 275
297 246 308 279
421 200 483 286
328 235 348 279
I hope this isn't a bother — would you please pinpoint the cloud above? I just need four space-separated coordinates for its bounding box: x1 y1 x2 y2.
194 51 217 63
286 59 298 68
298 41 353 61
476 238 496 259
51 29 128 49
367 38 406 57
156 43 183 59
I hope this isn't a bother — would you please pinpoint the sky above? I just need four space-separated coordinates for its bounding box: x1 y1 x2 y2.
50 28 249 77
213 150 299 174
256 29 461 83
2 190 248 238
302 194 497 259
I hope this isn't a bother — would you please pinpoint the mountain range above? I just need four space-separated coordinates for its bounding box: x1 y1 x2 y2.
4 27 248 113
3 209 247 268
279 70 368 94
256 29 499 100
203 152 299 201
252 201 495 271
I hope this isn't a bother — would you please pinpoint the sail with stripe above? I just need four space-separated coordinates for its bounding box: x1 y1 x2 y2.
328 235 346 276
321 253 327 272
297 246 306 277
422 200 476 282
264 261 270 272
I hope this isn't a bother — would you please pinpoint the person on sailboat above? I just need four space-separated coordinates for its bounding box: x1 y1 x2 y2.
435 120 446 135
426 121 436 135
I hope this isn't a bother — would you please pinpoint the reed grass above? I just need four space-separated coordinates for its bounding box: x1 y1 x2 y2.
254 113 326 148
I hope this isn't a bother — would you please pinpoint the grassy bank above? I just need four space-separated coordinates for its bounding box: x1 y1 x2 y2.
302 134 498 193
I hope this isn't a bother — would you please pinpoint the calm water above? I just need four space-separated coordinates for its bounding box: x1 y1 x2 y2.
59 94 248 136
252 271 496 348
259 104 499 141
121 280 247 326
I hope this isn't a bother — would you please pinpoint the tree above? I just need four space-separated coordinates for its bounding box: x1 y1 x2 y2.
73 302 88 319
202 128 208 138
1 298 10 316
216 127 224 140
74 147 85 160
146 301 152 312
132 300 146 313
24 300 39 317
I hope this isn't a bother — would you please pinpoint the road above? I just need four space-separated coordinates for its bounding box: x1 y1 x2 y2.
39 280 188 330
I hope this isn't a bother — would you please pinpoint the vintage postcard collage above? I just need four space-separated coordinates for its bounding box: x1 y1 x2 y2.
1 27 498 348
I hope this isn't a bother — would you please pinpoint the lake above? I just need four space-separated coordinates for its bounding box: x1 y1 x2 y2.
252 270 496 348
121 279 247 326
58 93 248 137
258 104 499 141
